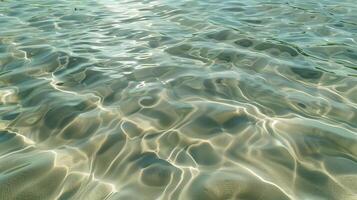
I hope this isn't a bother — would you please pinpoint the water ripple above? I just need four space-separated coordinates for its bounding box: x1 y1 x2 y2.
0 0 357 199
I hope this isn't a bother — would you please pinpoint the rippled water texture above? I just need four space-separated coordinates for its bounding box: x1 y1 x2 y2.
1 0 357 199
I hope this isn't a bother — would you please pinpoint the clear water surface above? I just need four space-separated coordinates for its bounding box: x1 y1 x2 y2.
0 0 357 199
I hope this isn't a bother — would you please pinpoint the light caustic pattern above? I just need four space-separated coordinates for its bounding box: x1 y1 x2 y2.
0 0 357 199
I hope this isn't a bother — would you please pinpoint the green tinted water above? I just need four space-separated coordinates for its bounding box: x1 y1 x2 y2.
0 0 357 199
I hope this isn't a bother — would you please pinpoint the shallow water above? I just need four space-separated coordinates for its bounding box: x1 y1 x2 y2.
0 0 357 199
